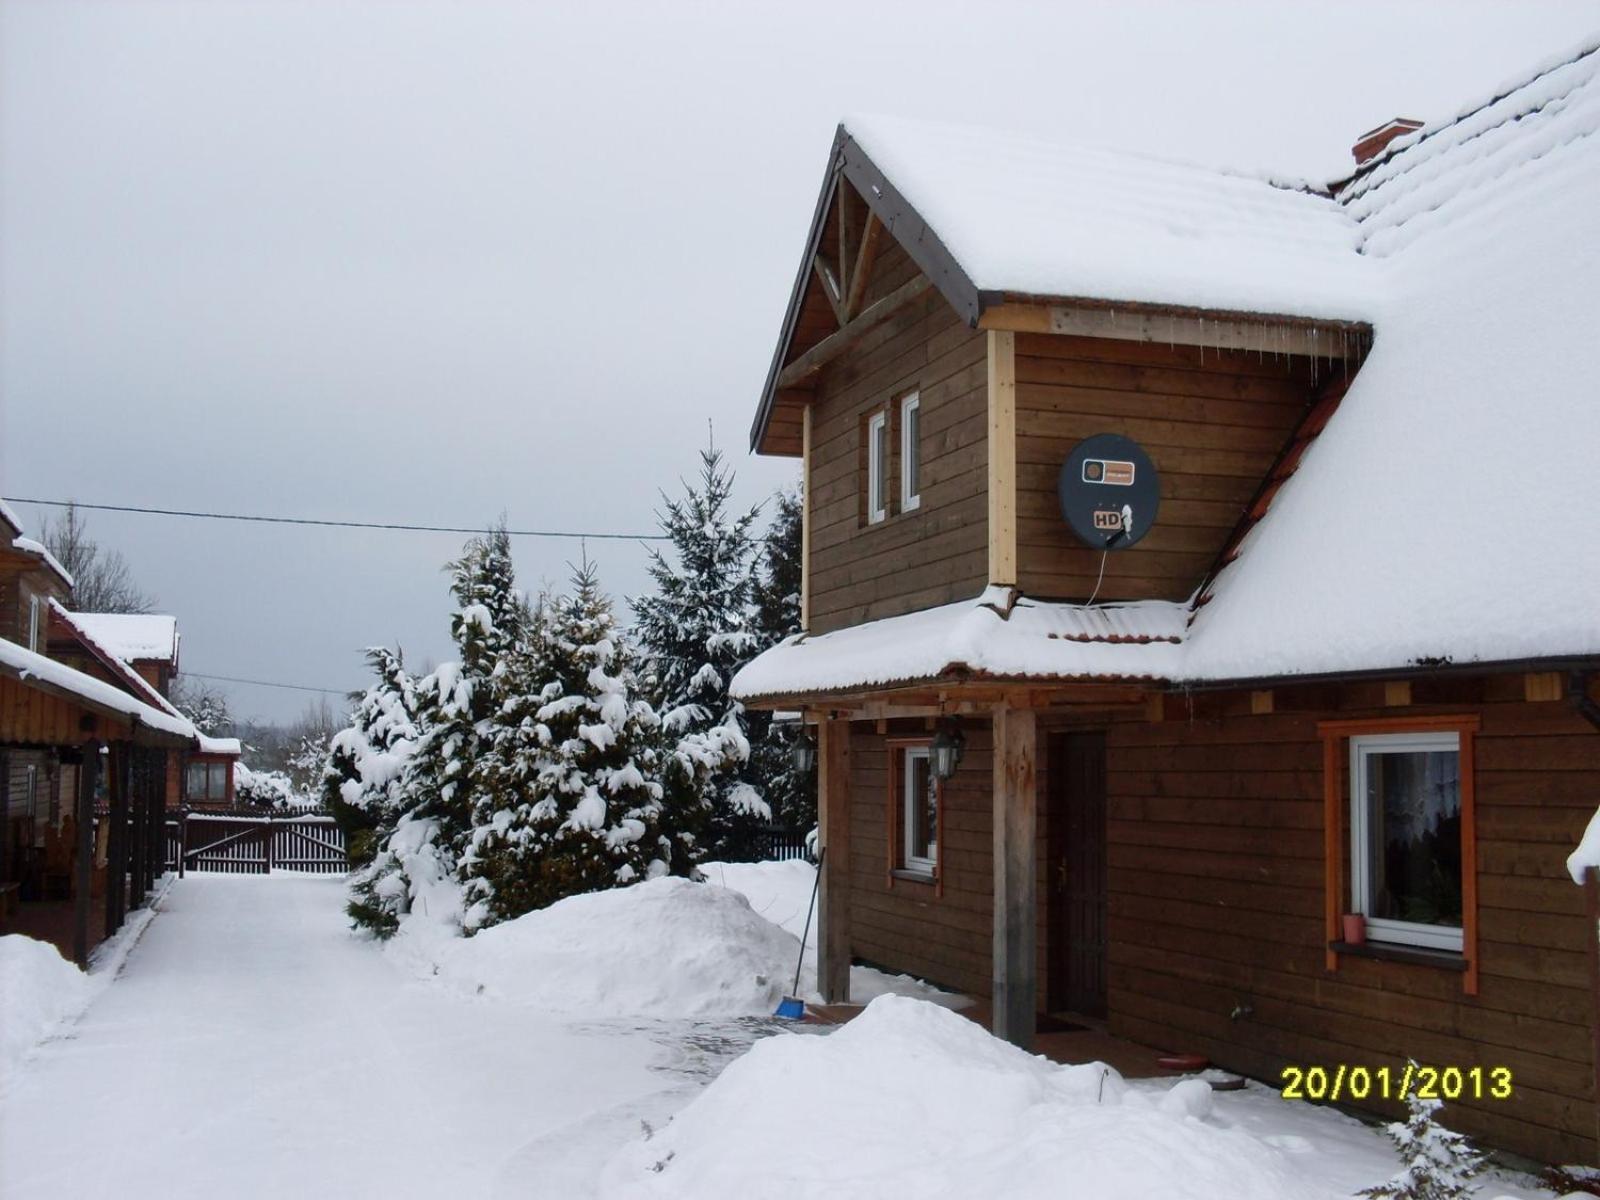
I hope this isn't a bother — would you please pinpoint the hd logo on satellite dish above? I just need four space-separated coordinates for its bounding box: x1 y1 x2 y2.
1058 434 1160 551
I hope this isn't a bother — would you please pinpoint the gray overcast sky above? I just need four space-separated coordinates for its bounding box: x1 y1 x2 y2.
2 0 1595 725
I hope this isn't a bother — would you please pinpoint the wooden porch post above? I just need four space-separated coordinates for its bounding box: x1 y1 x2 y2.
73 742 100 968
817 714 852 1004
992 704 1037 1050
0 748 10 889
147 755 163 883
129 749 147 903
104 744 128 935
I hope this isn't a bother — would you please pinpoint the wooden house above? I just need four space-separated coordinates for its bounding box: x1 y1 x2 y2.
0 506 210 964
731 43 1600 1165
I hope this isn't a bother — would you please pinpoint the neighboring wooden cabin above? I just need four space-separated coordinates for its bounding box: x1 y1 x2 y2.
0 510 209 964
733 45 1600 1166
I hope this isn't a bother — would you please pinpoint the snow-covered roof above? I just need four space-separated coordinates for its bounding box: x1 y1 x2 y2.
0 498 23 537
733 588 1186 702
197 734 242 757
738 39 1600 702
1182 36 1600 681
841 113 1373 323
0 636 195 742
48 600 187 718
67 612 179 666
8 535 75 589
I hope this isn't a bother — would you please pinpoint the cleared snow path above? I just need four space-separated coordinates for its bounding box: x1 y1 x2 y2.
0 875 749 1199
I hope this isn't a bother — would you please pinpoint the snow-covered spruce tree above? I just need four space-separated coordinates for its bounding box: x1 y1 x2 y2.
632 445 768 862
461 559 668 927
349 527 523 937
1361 1069 1486 1200
745 485 815 833
325 646 421 854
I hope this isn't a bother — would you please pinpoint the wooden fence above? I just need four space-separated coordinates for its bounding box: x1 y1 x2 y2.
757 825 813 862
178 812 348 876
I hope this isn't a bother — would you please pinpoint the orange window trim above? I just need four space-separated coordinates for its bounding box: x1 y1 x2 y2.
1318 714 1481 995
885 736 942 896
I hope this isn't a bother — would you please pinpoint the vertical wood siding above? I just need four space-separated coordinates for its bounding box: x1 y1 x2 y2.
805 245 989 634
1013 332 1316 601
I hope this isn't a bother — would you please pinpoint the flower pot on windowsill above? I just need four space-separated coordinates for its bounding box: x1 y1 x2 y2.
1341 913 1367 945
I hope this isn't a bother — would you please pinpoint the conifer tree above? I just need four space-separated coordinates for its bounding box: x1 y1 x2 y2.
1361 1069 1485 1200
462 559 668 927
632 444 767 861
746 485 815 832
348 526 522 936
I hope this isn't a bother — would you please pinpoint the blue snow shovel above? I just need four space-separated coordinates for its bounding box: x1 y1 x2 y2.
774 846 824 1019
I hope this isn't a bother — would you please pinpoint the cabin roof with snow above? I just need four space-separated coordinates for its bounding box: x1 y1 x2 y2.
67 612 180 668
733 36 1600 703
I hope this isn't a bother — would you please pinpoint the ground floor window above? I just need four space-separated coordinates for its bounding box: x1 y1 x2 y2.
186 760 229 803
1349 731 1463 952
900 744 937 877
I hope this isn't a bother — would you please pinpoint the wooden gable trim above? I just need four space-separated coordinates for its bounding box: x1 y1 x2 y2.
1318 713 1481 995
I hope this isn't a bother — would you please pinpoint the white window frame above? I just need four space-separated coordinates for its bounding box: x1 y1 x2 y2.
899 391 922 512
1349 731 1464 952
901 745 936 876
866 410 888 524
27 595 41 653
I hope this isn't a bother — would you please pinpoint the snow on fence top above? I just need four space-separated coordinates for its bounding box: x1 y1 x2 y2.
841 113 1373 322
68 612 180 665
0 636 196 740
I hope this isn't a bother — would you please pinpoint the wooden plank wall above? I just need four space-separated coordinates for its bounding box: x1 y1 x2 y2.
807 243 989 634
1096 677 1598 1165
844 719 1053 1003
0 674 106 745
1013 332 1316 601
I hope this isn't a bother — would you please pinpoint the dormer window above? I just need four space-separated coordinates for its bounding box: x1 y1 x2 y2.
866 410 888 524
900 391 921 512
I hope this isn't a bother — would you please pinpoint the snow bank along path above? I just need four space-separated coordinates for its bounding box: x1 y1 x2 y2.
0 874 666 1199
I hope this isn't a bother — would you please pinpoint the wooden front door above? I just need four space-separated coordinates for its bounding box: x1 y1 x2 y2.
1048 731 1108 1017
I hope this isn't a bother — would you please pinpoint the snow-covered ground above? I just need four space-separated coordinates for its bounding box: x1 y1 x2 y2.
0 869 1568 1199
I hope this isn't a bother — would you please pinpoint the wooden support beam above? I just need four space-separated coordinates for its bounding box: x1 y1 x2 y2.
105 744 128 936
1384 680 1413 707
978 301 1369 358
1525 672 1563 702
811 255 846 326
73 742 100 968
777 275 934 389
818 715 853 1004
1250 690 1275 715
843 212 882 321
129 750 147 901
986 330 1017 586
0 749 9 895
992 705 1037 1049
800 405 813 631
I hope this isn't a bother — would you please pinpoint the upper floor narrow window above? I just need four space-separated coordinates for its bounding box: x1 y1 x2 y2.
900 391 921 511
867 410 888 524
1349 731 1464 952
27 595 41 653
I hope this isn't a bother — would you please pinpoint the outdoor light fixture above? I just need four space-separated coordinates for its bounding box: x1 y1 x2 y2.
791 731 817 774
929 719 966 780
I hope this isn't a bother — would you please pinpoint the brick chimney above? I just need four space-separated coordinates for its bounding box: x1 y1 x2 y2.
1353 117 1424 166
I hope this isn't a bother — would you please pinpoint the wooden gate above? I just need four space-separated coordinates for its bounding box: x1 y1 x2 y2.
180 812 348 875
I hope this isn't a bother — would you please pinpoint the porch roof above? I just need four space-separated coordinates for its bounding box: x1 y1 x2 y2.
730 587 1185 704
0 636 196 746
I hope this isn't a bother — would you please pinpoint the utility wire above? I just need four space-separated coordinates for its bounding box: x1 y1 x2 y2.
183 670 355 696
5 497 669 542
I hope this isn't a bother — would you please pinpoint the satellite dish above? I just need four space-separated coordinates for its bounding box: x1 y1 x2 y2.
1057 433 1161 549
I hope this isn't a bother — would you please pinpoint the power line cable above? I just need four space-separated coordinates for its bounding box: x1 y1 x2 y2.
4 497 668 541
183 670 355 696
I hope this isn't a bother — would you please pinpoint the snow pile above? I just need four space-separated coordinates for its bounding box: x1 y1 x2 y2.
600 995 1310 1200
0 935 91 1081
705 858 969 1008
400 876 802 1018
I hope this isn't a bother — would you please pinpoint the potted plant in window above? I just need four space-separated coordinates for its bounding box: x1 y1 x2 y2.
1341 912 1367 945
